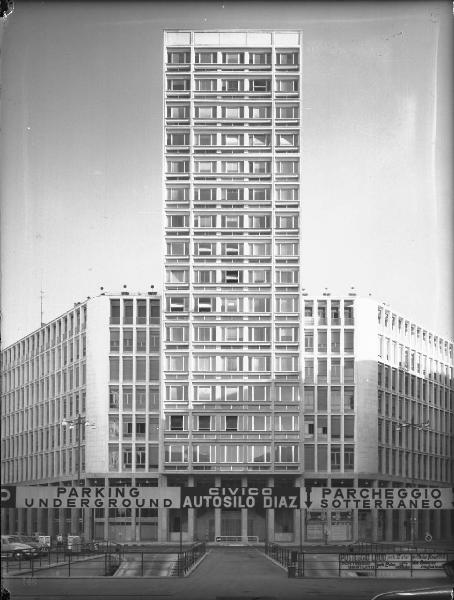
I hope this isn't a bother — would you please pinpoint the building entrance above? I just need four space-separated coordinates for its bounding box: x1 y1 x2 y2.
221 510 241 537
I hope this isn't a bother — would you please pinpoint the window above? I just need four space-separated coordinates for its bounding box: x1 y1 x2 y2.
170 415 184 431
331 445 341 471
276 296 298 313
276 105 298 119
198 415 211 431
164 385 184 404
225 415 238 431
167 51 190 64
331 416 341 439
122 357 133 381
194 386 212 401
317 415 328 437
250 187 271 200
221 215 242 228
249 269 270 284
249 52 271 65
344 416 355 439
135 417 146 439
249 133 270 146
136 358 146 380
122 445 133 470
166 187 189 202
167 105 189 119
222 133 243 146
195 106 216 119
123 329 133 352
123 387 133 411
220 445 243 463
275 414 298 431
221 79 243 92
276 242 298 256
317 387 328 410
110 329 120 352
193 445 215 463
247 445 270 463
168 297 188 312
331 330 341 352
222 270 243 284
149 357 159 379
194 326 216 342
123 415 133 438
222 161 243 174
195 242 215 256
276 52 298 65
250 105 271 119
276 79 299 93
167 160 189 173
195 79 216 91
222 51 244 64
167 132 189 146
248 355 270 371
221 326 243 342
222 106 243 119
109 386 119 410
276 355 298 372
195 133 216 146
331 388 342 412
249 161 270 174
276 160 299 175
195 51 217 64
196 297 214 313
344 445 355 470
167 355 187 372
276 133 298 147
109 416 119 440
304 445 315 470
250 79 270 92
136 387 146 411
344 359 355 382
344 331 354 353
276 326 297 343
165 444 188 463
195 355 215 371
196 161 216 173
123 300 133 324
167 326 187 343
195 188 217 201
167 241 188 257
221 188 244 201
167 78 190 91
276 215 298 229
221 297 242 312
275 445 299 463
248 326 269 342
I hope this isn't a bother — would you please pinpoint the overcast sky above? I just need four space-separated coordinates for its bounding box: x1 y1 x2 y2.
1 1 453 346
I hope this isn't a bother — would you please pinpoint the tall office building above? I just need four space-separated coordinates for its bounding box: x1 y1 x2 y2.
163 30 304 540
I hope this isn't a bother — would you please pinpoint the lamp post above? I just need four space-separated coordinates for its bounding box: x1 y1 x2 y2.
61 414 95 537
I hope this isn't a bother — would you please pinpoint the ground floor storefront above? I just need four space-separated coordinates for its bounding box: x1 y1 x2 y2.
1 474 452 545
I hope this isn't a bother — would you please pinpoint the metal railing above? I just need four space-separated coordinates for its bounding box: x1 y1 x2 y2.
264 543 454 578
175 542 207 576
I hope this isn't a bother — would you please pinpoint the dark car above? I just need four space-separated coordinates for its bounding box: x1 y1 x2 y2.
16 535 48 556
371 586 454 600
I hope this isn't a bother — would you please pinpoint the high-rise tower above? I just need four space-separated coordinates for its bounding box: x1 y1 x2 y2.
163 31 303 480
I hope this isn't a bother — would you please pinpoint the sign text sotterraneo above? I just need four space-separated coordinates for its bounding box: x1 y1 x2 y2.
307 487 452 510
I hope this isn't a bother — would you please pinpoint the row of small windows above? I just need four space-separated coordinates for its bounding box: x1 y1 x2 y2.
167 268 298 286
3 305 87 367
378 419 450 454
109 329 160 353
110 298 160 325
378 391 451 422
167 241 298 257
109 415 159 442
109 385 159 412
167 78 299 93
2 448 87 483
2 339 86 391
167 50 299 65
167 132 299 148
378 365 452 401
378 308 453 362
2 363 87 400
166 187 299 202
164 443 355 472
166 159 300 175
109 357 159 381
167 104 299 120
165 354 355 379
109 444 159 472
378 447 450 482
167 214 297 229
165 384 355 410
166 295 294 313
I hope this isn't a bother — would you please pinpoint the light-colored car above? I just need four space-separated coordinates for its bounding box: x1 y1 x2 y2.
0 534 39 560
371 586 454 600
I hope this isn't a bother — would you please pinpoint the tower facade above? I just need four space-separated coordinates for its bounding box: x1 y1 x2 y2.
163 31 303 486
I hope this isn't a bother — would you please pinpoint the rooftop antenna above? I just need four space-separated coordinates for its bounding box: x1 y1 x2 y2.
40 288 45 326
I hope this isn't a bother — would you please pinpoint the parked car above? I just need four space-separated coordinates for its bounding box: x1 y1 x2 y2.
16 535 49 556
371 586 454 599
0 535 39 560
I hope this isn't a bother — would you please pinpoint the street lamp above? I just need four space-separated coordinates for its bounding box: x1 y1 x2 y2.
61 414 96 484
61 415 96 538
